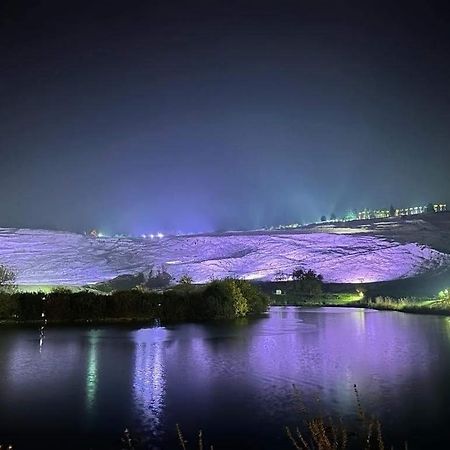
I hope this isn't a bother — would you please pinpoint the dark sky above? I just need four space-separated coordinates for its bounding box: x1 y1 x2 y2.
1 0 450 234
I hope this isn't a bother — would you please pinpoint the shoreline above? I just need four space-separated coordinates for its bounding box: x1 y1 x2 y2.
0 317 160 327
270 298 450 316
2 301 450 328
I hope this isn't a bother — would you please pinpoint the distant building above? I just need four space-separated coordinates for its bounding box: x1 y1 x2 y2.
358 209 389 220
273 201 447 231
434 203 447 212
357 203 447 220
395 206 426 216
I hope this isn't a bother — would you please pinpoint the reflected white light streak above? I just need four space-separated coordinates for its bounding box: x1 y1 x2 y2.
133 328 168 435
86 330 100 417
39 296 47 353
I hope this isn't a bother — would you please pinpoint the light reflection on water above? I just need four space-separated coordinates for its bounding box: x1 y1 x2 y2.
86 330 100 419
133 327 168 439
0 307 449 449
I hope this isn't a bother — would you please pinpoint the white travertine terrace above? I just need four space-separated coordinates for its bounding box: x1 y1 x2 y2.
0 219 449 285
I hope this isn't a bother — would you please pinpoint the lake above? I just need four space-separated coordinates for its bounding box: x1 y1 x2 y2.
1 306 450 449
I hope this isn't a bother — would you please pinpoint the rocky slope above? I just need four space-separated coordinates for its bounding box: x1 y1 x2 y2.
0 213 449 286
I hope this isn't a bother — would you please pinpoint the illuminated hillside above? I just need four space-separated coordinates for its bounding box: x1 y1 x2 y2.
1 214 449 286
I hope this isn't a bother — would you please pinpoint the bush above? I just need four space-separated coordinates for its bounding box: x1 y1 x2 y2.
291 268 323 298
234 280 269 314
15 292 43 321
143 266 173 289
202 280 242 320
0 264 16 293
201 279 268 320
0 279 269 323
0 292 18 319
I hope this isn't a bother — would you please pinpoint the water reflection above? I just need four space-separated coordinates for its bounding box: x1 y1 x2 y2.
133 327 168 438
86 330 100 418
217 307 439 422
1 308 450 449
351 308 366 335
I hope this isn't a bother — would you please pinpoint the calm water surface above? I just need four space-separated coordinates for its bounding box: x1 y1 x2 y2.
1 307 450 449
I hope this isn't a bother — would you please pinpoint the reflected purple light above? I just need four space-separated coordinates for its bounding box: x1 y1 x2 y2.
245 308 435 414
0 309 449 449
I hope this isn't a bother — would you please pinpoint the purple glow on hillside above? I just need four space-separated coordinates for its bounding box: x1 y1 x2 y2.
0 227 448 285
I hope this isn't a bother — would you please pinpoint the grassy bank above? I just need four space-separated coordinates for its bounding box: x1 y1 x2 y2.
270 291 450 316
2 281 450 324
256 275 450 316
347 297 450 315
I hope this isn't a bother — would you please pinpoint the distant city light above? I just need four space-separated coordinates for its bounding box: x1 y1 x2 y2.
140 233 163 239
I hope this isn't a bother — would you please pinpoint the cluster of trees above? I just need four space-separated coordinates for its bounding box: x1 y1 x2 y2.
0 264 16 292
321 213 337 222
291 268 323 297
94 265 174 292
0 278 269 323
427 202 437 213
272 268 324 300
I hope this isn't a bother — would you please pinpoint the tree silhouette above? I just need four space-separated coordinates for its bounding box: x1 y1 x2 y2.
0 264 16 291
427 203 435 214
179 274 193 284
291 268 323 297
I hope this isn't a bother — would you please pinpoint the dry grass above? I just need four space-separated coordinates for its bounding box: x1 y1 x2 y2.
173 385 403 450
176 424 214 450
3 386 404 450
284 384 391 450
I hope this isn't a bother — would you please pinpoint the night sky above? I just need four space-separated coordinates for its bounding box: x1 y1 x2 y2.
1 1 449 235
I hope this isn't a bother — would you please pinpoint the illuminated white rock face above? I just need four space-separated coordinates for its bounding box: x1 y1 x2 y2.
0 227 449 285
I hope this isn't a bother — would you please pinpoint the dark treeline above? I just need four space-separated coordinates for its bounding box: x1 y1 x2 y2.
259 268 325 304
0 279 269 323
